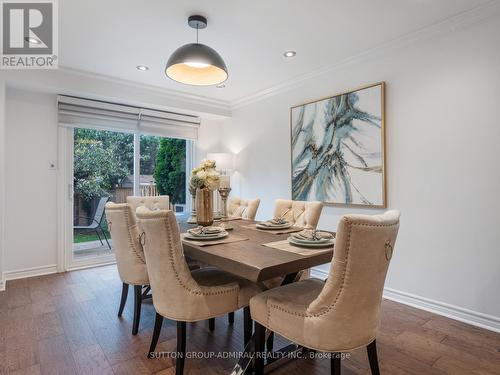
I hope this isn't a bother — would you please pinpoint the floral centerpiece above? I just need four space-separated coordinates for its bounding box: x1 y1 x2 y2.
189 159 220 191
189 159 220 226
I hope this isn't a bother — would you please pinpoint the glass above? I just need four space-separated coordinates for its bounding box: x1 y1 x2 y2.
72 128 134 259
140 135 187 213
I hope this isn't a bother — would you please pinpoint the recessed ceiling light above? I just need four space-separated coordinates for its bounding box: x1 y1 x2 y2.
284 50 296 58
25 37 41 45
216 84 225 88
136 65 149 71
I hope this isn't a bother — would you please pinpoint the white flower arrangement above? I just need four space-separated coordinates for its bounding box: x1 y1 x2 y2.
189 159 220 192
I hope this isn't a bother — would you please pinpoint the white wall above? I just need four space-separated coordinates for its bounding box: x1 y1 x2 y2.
196 118 226 165
221 16 500 323
4 90 59 273
0 79 6 289
0 85 225 279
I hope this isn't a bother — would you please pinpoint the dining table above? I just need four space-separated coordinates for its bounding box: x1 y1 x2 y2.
177 214 335 374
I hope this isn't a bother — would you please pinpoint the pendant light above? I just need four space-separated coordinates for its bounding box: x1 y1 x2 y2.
165 15 228 86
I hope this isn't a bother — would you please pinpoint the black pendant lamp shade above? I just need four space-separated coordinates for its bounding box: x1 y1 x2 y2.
165 15 228 86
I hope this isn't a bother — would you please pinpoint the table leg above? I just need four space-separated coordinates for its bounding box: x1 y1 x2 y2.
229 272 299 375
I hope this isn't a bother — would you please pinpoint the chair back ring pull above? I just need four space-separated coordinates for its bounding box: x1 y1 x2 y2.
385 240 393 261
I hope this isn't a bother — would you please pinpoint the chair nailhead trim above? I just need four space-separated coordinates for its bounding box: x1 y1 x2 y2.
124 207 147 264
266 219 399 320
147 217 239 298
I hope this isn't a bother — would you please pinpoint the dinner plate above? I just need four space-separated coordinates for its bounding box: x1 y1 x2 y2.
184 231 228 241
289 236 332 245
256 222 292 230
288 237 335 248
187 230 223 237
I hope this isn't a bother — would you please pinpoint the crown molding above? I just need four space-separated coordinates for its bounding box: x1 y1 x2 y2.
57 66 232 110
230 1 500 110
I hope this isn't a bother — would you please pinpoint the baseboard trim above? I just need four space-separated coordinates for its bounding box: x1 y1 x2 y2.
0 261 117 290
3 264 58 284
310 268 329 279
383 288 500 333
311 267 500 333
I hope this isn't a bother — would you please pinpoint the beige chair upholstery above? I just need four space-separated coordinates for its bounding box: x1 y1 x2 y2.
126 195 170 216
273 199 323 229
105 202 150 335
251 210 400 355
228 197 261 220
137 208 262 373
105 203 148 286
263 199 323 289
136 207 261 322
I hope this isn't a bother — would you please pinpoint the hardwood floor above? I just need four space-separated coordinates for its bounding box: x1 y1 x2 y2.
0 265 499 375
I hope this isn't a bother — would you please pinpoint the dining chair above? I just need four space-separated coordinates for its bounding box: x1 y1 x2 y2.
127 195 201 271
126 195 170 216
105 202 150 335
216 196 259 327
136 207 262 375
273 199 323 229
250 210 401 375
263 199 324 294
227 197 261 220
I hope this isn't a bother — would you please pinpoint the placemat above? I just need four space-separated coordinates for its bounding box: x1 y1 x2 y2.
182 234 249 247
213 217 243 222
226 216 243 221
240 224 303 235
262 239 334 256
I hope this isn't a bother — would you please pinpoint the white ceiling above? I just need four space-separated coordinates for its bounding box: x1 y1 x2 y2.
59 0 491 103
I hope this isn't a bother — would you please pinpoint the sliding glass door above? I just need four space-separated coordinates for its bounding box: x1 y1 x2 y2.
72 128 134 261
65 128 191 269
140 135 187 213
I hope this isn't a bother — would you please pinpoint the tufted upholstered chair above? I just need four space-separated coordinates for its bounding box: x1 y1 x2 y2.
105 202 149 335
127 195 202 272
135 207 262 375
273 199 323 228
262 199 324 297
251 210 401 375
126 195 170 217
227 197 261 220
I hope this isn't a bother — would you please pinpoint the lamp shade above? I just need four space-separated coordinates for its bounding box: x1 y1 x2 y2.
206 153 234 171
165 43 228 86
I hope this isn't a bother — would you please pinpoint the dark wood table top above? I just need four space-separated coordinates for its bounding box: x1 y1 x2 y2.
178 215 334 283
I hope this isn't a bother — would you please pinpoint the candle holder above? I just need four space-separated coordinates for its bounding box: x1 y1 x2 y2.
187 191 197 224
218 187 233 230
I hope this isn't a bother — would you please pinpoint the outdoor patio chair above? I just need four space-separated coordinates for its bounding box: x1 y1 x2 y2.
74 196 111 249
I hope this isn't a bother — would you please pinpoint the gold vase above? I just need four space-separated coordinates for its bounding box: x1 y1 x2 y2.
196 187 213 226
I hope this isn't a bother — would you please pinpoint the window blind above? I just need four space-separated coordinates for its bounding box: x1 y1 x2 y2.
57 95 200 140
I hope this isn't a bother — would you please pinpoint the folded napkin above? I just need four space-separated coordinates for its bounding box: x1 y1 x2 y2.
188 226 224 236
292 229 334 241
261 217 289 226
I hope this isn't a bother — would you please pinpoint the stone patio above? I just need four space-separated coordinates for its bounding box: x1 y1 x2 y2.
73 239 114 259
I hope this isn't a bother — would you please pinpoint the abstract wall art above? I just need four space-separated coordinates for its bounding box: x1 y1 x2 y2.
290 82 386 207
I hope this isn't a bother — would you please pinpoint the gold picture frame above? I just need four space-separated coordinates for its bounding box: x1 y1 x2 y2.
290 82 386 208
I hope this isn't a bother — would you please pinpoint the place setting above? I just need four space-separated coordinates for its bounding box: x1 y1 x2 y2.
263 229 335 255
288 229 335 248
242 212 303 235
182 225 248 246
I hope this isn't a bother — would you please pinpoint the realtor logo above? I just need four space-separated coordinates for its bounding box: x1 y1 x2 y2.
1 0 58 69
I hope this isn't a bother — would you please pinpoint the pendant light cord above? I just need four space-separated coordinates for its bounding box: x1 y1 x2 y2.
196 24 199 43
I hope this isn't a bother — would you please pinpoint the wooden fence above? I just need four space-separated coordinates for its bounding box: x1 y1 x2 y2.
74 183 160 224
